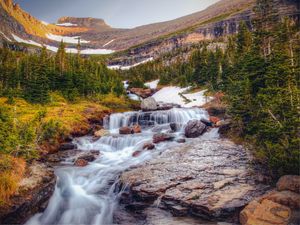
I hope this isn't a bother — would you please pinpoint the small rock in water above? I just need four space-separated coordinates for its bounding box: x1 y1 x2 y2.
184 120 206 138
176 138 186 143
143 143 155 150
90 150 100 155
119 127 133 135
77 152 97 162
170 123 179 132
74 159 88 167
94 129 109 137
132 125 142 133
153 133 174 144
141 97 158 111
132 151 142 157
59 143 77 151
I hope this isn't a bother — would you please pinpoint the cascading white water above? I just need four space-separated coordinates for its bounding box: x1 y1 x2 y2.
105 107 208 132
25 107 213 225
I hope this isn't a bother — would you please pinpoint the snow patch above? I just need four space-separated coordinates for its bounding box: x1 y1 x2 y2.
12 34 113 55
80 48 114 55
152 86 212 107
12 34 42 47
184 90 212 107
145 80 159 89
108 57 154 70
46 33 89 44
103 39 115 47
56 23 78 27
0 31 12 41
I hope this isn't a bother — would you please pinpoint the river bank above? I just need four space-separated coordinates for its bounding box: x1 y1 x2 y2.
0 95 123 223
1 85 299 225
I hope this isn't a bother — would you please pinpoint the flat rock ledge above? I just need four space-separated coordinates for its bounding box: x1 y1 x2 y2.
119 139 270 223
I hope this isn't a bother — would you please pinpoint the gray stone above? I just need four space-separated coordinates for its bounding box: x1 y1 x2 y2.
141 97 158 111
184 120 206 138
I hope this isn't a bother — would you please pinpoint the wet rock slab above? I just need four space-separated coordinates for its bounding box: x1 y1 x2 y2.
119 139 270 222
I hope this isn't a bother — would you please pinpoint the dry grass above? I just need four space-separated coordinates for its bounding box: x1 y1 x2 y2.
0 155 26 205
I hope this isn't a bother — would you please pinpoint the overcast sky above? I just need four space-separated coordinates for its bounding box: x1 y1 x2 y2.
14 0 219 28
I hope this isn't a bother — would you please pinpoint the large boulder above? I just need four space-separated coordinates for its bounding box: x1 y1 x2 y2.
153 133 174 144
240 199 291 225
262 190 300 209
277 175 300 193
141 97 158 111
184 120 206 138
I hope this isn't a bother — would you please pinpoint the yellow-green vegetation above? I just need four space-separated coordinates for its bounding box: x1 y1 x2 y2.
0 92 137 203
0 155 25 205
0 93 110 138
93 93 139 112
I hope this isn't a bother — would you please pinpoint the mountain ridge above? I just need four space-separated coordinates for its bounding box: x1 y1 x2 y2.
0 0 298 58
0 0 256 51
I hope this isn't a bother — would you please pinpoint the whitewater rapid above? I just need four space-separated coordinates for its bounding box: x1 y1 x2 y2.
25 107 216 225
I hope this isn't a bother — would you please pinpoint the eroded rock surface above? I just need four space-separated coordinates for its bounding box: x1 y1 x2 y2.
0 162 56 224
119 139 270 222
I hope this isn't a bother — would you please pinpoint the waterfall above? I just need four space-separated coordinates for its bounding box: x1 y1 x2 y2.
104 107 208 132
25 106 214 225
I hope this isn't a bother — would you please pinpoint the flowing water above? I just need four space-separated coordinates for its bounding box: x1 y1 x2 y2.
26 107 214 225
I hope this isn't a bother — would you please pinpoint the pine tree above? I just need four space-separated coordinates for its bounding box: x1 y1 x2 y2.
237 21 252 55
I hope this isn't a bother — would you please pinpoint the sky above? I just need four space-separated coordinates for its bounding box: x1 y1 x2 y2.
14 0 220 28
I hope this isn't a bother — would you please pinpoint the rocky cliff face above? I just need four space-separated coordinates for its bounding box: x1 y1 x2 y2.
0 0 256 51
109 0 299 67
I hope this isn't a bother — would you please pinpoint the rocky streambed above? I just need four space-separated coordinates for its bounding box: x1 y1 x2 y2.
8 94 298 225
118 138 270 224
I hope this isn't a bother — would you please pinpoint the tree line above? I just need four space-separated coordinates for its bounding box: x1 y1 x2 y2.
124 0 300 175
0 41 125 104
